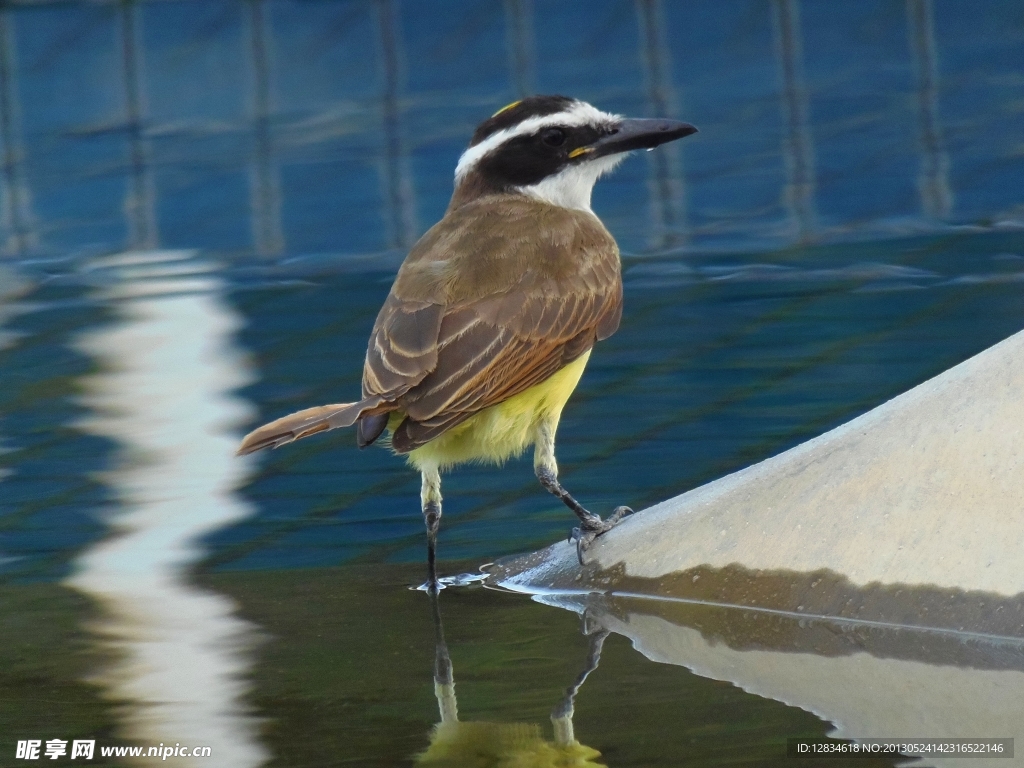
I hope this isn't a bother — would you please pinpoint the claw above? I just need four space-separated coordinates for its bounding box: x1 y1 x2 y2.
568 506 634 565
607 505 633 525
568 526 588 565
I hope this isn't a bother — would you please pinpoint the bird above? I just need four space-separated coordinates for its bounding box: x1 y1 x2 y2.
238 95 697 589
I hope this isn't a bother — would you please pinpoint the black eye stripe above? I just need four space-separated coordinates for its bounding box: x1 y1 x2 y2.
469 118 611 192
541 128 566 147
565 125 604 151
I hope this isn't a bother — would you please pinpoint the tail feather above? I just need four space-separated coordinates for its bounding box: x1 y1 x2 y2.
237 397 385 455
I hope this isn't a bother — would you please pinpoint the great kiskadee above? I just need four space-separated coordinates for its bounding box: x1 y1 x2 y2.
238 95 697 587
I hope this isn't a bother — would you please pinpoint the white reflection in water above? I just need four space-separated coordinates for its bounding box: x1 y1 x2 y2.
0 265 33 567
71 251 267 767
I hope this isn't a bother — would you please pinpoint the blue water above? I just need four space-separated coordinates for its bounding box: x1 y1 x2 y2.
4 230 1024 580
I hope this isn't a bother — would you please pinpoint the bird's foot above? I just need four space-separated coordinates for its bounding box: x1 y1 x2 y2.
568 506 633 565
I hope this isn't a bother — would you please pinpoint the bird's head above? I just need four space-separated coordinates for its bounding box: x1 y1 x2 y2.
451 95 697 212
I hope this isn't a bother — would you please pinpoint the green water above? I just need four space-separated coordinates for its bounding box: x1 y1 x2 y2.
1 564 907 767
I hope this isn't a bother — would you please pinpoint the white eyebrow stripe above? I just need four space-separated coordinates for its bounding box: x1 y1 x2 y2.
454 101 620 181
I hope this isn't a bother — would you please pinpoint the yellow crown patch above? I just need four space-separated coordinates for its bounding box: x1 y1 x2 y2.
491 100 522 118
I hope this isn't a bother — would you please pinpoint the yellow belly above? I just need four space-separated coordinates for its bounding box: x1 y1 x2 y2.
401 350 591 471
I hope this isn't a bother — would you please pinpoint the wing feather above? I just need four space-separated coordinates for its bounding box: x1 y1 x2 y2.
362 298 444 396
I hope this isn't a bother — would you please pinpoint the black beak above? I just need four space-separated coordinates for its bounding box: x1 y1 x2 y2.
589 118 697 158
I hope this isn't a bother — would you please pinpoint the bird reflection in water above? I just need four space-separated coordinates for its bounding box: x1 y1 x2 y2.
417 591 607 767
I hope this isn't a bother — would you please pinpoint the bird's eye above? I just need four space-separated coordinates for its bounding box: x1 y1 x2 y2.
540 128 567 147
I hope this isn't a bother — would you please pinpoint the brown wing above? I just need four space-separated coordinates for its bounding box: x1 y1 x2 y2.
361 194 622 453
362 296 445 399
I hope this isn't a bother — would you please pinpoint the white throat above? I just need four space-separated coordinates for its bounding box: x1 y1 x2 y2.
515 154 626 212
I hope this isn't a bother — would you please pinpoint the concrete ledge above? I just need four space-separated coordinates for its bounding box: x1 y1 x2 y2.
487 327 1024 610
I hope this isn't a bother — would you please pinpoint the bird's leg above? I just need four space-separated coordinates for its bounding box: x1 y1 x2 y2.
533 423 632 564
428 587 458 723
550 627 610 744
421 466 443 592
